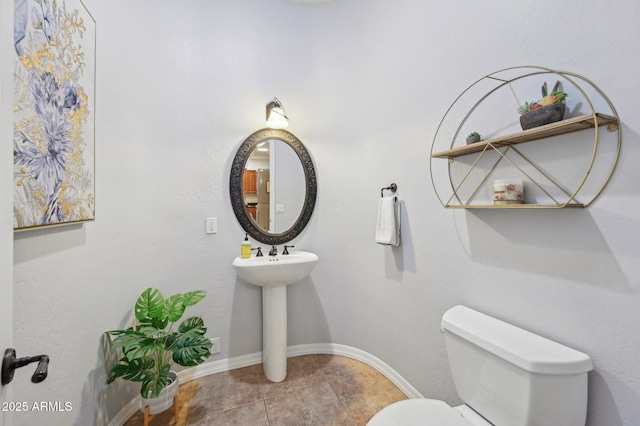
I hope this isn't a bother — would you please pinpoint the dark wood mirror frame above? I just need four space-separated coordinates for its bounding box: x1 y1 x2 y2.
230 128 317 245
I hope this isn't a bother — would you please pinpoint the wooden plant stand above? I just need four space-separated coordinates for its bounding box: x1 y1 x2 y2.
143 393 182 426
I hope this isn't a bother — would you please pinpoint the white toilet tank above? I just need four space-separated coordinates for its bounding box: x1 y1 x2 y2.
441 306 593 426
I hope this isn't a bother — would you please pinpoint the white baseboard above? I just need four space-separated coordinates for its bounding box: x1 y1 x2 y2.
108 343 422 426
109 396 141 426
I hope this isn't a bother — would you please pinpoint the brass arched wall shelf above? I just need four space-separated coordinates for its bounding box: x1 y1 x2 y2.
430 66 621 209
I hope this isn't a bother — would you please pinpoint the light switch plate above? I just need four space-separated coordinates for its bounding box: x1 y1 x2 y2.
206 218 217 234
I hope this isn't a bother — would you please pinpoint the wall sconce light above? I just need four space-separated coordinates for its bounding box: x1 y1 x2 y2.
266 97 289 129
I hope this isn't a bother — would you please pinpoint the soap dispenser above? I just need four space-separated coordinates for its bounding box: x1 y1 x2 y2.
241 233 252 258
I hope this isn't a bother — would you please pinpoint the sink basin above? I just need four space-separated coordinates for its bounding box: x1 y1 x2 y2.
232 250 319 383
232 251 319 287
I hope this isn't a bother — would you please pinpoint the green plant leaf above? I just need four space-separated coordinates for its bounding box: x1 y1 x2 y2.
172 334 212 366
182 290 206 306
109 328 135 336
164 294 186 322
123 339 165 361
135 288 164 322
517 101 534 115
141 363 171 399
135 325 169 339
178 316 207 335
112 330 165 361
110 328 144 345
147 316 169 329
108 356 155 384
164 332 180 350
551 90 567 103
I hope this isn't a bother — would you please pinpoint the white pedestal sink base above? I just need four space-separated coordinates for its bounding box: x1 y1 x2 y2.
232 251 319 383
262 285 287 382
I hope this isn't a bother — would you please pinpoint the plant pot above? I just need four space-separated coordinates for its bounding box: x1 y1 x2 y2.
140 371 179 415
520 103 566 130
466 135 481 144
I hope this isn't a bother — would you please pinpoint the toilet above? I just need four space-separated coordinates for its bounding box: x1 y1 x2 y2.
368 305 593 426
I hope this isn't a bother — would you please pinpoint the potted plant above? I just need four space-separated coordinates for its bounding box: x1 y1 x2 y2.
466 131 481 144
107 288 212 415
517 80 568 130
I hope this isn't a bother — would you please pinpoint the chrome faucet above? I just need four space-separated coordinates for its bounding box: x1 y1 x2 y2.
269 245 278 256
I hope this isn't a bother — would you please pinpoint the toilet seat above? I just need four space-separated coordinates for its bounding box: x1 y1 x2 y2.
367 399 473 426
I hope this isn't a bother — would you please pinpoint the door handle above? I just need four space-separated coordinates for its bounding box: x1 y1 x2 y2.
1 348 49 385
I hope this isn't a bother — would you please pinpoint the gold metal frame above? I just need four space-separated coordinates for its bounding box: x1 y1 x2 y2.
430 66 621 209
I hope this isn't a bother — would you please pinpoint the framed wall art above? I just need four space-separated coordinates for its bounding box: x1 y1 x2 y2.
13 0 95 231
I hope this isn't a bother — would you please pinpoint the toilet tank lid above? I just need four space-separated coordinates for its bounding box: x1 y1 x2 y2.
441 306 593 375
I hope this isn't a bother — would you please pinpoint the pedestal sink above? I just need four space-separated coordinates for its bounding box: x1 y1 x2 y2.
232 251 319 382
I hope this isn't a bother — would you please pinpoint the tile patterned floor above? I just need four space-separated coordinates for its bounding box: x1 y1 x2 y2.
124 354 407 426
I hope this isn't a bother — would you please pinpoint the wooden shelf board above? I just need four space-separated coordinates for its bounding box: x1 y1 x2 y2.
445 203 585 209
432 113 618 159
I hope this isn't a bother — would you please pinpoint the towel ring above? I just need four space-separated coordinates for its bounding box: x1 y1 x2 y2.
381 183 397 197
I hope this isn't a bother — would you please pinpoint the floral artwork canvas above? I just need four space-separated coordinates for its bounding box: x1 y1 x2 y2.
13 0 95 230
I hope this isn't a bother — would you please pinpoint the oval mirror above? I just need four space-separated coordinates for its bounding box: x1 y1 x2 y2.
230 128 317 245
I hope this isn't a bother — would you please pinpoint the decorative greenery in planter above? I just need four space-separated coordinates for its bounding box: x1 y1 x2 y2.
517 81 568 130
466 132 481 144
107 288 212 399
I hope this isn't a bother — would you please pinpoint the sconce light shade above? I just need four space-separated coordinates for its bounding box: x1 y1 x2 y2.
266 97 289 129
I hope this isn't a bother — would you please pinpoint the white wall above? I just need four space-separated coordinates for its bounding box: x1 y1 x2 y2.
11 0 640 425
1 0 15 423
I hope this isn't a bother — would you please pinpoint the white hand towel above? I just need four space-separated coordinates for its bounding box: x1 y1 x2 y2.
375 196 400 246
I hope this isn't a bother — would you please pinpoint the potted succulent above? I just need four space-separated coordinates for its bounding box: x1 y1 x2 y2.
107 288 212 414
466 132 481 144
517 81 568 130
